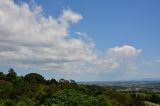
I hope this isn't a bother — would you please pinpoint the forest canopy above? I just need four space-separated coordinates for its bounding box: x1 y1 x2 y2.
0 69 160 106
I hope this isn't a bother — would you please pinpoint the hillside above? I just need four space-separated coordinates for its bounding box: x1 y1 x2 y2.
0 69 160 106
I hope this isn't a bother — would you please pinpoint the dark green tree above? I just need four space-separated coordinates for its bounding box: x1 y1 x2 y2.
46 78 58 85
6 68 17 83
70 79 77 85
0 80 13 98
0 72 5 80
12 77 30 98
50 78 58 85
150 93 160 103
24 73 45 84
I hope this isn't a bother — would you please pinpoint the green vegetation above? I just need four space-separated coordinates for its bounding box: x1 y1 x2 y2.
0 69 160 106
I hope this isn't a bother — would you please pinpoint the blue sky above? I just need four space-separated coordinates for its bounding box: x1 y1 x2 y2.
35 0 160 56
0 0 160 81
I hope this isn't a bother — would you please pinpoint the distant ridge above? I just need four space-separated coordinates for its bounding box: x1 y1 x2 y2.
140 78 160 81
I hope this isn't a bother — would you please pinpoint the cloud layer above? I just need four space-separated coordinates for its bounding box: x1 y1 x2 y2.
0 0 141 74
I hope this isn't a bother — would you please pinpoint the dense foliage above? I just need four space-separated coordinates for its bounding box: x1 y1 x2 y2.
0 69 160 106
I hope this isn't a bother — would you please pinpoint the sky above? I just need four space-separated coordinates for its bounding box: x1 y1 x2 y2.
0 0 160 81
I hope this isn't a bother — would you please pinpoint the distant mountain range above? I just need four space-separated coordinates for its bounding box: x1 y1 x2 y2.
140 78 160 81
78 80 160 89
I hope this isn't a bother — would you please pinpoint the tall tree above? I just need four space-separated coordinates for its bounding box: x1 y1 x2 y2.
6 68 17 83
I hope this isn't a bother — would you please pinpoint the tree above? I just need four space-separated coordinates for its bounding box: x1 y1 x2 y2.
12 77 30 97
0 80 13 98
46 78 58 85
50 78 58 85
97 95 113 106
70 79 77 85
59 79 69 85
6 68 17 83
59 79 70 89
16 96 34 106
150 93 160 103
0 72 5 80
24 73 45 84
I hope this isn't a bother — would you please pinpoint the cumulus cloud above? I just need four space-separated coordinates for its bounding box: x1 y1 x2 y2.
108 45 141 57
0 0 141 74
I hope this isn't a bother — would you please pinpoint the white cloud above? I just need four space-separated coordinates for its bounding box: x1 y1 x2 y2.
75 32 87 37
0 0 142 74
108 45 141 57
60 9 83 24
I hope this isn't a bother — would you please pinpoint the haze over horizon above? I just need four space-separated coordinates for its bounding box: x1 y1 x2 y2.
0 0 160 81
